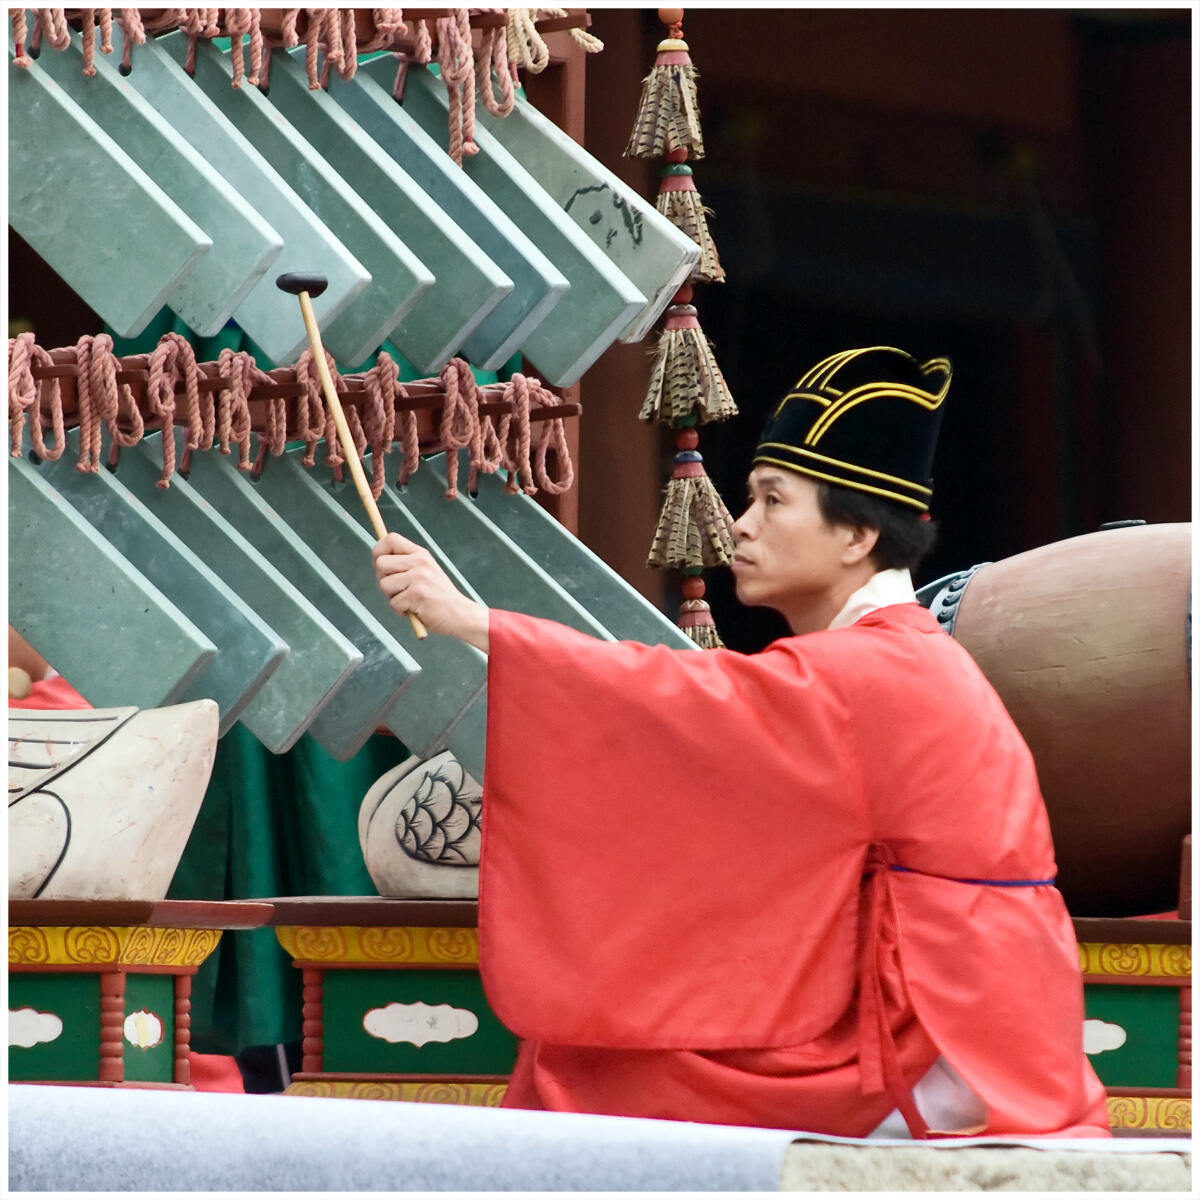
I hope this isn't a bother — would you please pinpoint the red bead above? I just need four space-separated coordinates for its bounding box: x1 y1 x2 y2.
681 577 707 600
675 428 699 451
673 283 694 305
665 147 689 164
658 8 685 27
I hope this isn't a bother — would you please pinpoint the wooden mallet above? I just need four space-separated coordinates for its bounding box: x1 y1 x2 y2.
276 271 428 640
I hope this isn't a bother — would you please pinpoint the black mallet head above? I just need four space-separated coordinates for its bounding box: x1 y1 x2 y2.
276 272 329 298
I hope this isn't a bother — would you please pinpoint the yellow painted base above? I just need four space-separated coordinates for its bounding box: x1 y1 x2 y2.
1107 1095 1191 1133
10 925 221 968
285 1079 507 1105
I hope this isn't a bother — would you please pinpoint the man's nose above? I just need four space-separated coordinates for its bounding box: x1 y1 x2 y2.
732 507 755 541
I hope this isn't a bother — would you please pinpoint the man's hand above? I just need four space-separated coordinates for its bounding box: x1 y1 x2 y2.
373 533 490 653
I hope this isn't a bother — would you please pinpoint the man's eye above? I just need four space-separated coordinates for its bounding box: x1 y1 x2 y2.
765 494 780 506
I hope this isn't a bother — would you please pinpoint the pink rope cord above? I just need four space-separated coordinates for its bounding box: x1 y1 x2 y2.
438 9 479 165
12 9 33 68
225 8 264 88
528 377 575 494
74 334 102 471
439 358 484 498
477 12 516 117
215 348 261 470
9 334 38 456
502 373 538 494
91 333 144 465
80 9 114 76
293 347 342 469
117 8 146 72
359 7 407 53
34 9 73 55
361 352 398 498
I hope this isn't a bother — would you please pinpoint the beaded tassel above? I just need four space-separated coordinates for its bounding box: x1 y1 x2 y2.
657 159 725 283
624 35 705 161
647 432 736 570
639 291 736 425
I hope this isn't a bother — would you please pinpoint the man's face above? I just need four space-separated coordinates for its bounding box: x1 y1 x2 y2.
730 468 854 612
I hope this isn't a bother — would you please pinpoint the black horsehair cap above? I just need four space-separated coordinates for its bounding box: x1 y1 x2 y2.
753 346 951 513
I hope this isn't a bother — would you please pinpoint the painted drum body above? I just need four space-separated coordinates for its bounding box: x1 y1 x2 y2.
924 523 1191 918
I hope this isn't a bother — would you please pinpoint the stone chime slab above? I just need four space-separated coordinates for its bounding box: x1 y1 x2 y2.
31 432 287 736
7 49 211 338
399 454 612 639
164 36 404 367
118 435 363 754
260 50 499 375
390 61 647 384
36 33 284 338
258 452 490 782
326 65 564 372
446 454 700 650
125 36 367 365
180 441 421 761
8 456 216 710
474 89 701 345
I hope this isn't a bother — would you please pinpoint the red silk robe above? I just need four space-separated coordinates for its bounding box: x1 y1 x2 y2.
478 604 1110 1138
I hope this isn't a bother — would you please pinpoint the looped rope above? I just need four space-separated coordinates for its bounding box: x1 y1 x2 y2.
506 8 550 74
116 7 146 72
80 9 115 77
8 334 67 462
91 332 144 464
224 7 264 88
476 9 515 116
215 347 262 470
501 373 538 495
527 376 575 494
294 347 338 467
439 358 484 498
359 7 406 52
437 9 479 165
145 331 208 485
34 8 73 55
361 351 399 499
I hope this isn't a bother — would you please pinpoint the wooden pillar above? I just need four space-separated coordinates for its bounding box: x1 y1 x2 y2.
301 967 324 1075
98 971 125 1084
174 974 192 1086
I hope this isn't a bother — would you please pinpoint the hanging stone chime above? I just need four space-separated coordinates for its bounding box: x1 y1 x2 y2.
627 7 737 649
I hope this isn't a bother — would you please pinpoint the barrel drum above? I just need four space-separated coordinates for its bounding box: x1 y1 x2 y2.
919 523 1191 917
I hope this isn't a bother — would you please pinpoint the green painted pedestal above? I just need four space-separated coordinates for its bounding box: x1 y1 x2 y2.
270 897 514 1105
9 899 271 1088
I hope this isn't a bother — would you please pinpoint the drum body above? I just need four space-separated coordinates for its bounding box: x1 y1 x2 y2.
922 523 1191 917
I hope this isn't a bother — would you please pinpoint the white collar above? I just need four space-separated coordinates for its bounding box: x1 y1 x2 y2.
828 568 917 630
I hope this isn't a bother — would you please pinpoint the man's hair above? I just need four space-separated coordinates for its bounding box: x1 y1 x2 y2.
815 483 938 573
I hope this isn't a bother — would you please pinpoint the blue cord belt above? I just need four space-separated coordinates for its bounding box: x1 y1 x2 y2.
888 863 1056 887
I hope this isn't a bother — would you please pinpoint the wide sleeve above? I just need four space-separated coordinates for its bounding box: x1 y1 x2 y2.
478 610 871 1051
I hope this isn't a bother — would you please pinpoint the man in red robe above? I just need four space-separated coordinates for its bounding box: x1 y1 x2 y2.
372 346 1110 1139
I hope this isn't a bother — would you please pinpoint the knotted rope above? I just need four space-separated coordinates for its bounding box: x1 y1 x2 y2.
11 9 33 67
224 7 264 88
476 9 516 117
361 351 401 498
146 331 209 485
215 347 263 470
438 358 485 498
79 9 115 76
294 346 342 468
115 8 146 72
8 333 67 462
437 9 479 165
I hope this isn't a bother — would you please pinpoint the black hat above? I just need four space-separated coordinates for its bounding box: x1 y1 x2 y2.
753 346 951 512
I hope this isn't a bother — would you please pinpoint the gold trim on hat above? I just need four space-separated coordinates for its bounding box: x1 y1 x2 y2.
751 453 929 511
773 346 924 418
805 359 951 447
756 443 932 495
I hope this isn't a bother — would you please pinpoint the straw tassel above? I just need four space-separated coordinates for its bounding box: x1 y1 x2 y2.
640 302 737 425
657 163 725 284
647 448 736 570
625 37 705 160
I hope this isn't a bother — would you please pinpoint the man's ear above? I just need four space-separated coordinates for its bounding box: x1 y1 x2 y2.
842 524 880 566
